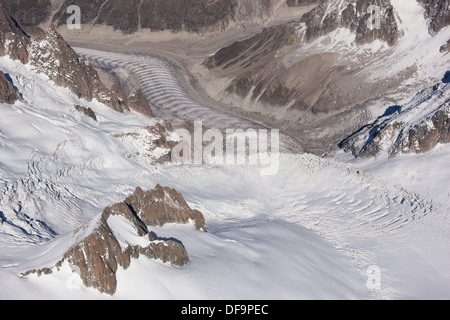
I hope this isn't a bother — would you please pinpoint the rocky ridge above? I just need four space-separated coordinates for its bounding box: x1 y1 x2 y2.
417 0 450 35
0 1 156 115
340 80 450 157
21 185 206 295
4 0 313 34
0 70 21 104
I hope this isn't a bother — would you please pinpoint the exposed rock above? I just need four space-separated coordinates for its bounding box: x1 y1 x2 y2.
440 39 450 53
0 1 129 114
205 22 299 70
126 89 155 118
300 0 399 46
3 0 295 34
417 0 450 35
111 121 179 164
28 25 128 113
2 0 51 27
0 0 29 64
74 105 97 121
21 185 205 295
124 185 207 231
340 82 450 157
0 71 21 104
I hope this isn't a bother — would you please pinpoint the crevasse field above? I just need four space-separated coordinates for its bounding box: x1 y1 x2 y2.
0 48 449 299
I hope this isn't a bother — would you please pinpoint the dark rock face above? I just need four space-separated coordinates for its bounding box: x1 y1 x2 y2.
74 105 97 121
4 0 288 34
21 185 206 295
0 1 30 64
340 83 450 157
0 1 130 113
28 26 128 113
3 0 51 27
51 0 278 34
417 0 450 35
287 0 322 5
440 39 450 53
300 0 399 46
398 107 450 154
0 71 21 104
126 89 155 118
205 22 299 70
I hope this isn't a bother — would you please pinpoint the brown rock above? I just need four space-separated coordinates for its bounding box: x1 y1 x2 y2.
20 185 205 295
0 71 21 104
440 39 450 53
28 25 128 113
74 105 97 121
417 0 450 35
341 83 450 157
301 0 399 46
125 185 207 231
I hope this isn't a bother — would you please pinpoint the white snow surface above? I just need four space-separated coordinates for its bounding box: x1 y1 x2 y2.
1 0 450 298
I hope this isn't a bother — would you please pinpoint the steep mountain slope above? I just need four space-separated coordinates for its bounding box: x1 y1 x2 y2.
3 0 320 34
1 0 450 300
200 0 450 153
0 54 178 246
0 1 160 116
341 81 450 157
21 185 206 295
0 70 21 104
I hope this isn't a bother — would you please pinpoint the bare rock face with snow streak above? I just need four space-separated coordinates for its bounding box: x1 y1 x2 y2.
417 0 450 35
300 0 399 46
125 185 207 231
126 89 155 118
74 105 97 121
0 1 132 113
0 1 29 64
21 185 206 295
111 121 179 165
340 82 450 157
0 70 21 104
28 25 129 113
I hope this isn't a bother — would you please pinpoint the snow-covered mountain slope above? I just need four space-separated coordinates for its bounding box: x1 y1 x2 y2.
200 0 450 154
1 0 450 300
0 56 176 247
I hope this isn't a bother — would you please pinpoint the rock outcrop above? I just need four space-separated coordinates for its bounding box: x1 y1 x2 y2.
300 0 399 46
0 0 29 64
0 71 21 104
111 121 179 164
126 89 155 118
4 0 307 34
28 25 129 113
74 105 97 121
21 185 206 295
124 185 207 231
0 1 132 113
340 81 450 157
3 0 51 27
417 0 450 35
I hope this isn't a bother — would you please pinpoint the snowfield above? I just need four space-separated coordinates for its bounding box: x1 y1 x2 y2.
1 51 449 299
1 0 450 298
